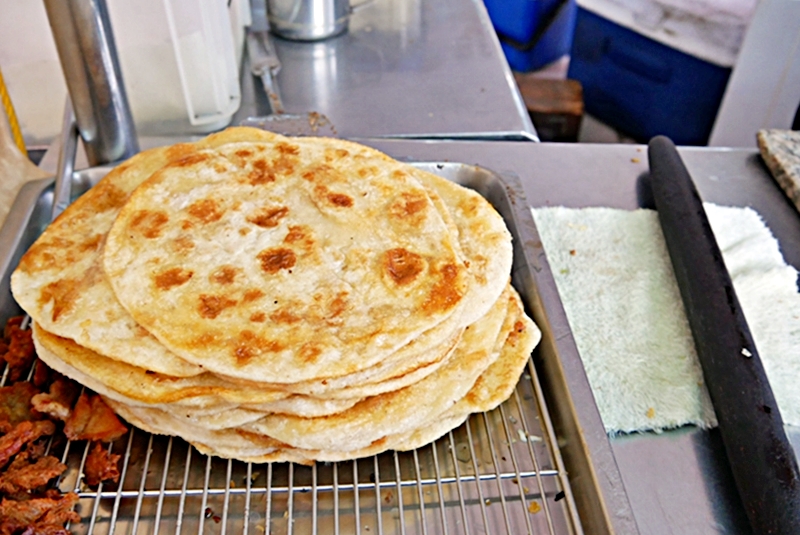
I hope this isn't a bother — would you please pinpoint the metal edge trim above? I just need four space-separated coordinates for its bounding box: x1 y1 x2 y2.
491 169 642 535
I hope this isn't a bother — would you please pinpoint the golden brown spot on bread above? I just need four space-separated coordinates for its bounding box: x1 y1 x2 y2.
357 166 379 178
384 248 424 286
391 169 407 180
249 311 266 323
165 143 195 161
193 332 217 347
327 292 348 319
327 193 353 207
299 342 322 364
154 267 194 290
172 236 194 253
324 148 350 162
181 220 194 231
187 198 224 223
209 266 239 285
247 206 289 228
174 152 211 168
275 142 300 156
17 237 75 273
269 307 301 324
459 196 482 219
198 294 237 319
39 278 80 321
235 149 254 158
302 166 323 182
90 183 129 212
78 234 103 252
233 330 284 365
257 248 296 274
283 226 314 251
303 164 343 184
423 263 462 313
272 155 297 175
507 320 526 344
249 159 275 185
389 191 428 223
243 289 265 302
129 210 169 239
239 227 251 236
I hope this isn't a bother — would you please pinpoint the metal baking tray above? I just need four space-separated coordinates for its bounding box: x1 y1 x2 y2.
0 162 584 535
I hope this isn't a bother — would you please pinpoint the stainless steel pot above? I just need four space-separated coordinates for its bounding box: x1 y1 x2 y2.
267 0 350 41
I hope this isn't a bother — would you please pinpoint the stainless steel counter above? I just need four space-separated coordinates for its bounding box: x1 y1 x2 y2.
354 138 800 535
235 0 537 140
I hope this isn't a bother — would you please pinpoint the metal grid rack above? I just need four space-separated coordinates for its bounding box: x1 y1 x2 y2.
3 354 581 535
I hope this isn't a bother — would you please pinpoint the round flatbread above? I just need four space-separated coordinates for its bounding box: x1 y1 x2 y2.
103 136 469 383
11 127 287 377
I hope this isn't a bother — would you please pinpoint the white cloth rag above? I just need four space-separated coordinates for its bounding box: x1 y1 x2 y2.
532 203 800 435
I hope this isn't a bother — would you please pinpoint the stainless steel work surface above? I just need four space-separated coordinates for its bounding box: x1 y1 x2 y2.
236 0 537 140
358 139 800 534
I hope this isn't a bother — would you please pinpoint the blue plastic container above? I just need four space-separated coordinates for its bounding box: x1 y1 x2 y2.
567 7 731 145
484 0 578 72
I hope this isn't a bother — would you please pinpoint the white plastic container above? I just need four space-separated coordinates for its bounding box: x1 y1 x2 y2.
0 0 249 145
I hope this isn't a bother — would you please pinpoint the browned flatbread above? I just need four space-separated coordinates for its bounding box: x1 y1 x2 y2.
11 128 287 377
12 126 538 464
102 136 470 383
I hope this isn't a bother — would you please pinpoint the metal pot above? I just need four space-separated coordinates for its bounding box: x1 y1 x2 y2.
267 0 350 41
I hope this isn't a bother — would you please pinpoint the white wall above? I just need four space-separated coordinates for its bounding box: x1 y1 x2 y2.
709 0 800 147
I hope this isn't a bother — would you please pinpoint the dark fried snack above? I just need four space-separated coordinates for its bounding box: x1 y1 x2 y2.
0 492 79 535
0 317 102 535
31 361 50 389
0 451 66 494
0 383 41 428
83 443 121 487
3 316 24 338
2 319 35 382
0 421 56 469
31 378 80 423
64 393 127 443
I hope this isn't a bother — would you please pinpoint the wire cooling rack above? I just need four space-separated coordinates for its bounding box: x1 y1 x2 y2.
3 354 581 535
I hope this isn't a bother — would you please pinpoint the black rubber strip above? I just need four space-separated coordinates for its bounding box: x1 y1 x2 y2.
647 135 800 534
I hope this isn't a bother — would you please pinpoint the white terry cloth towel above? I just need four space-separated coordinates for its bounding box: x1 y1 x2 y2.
532 203 800 435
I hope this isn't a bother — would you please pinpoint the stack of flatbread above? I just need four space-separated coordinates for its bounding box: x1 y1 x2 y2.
10 127 540 464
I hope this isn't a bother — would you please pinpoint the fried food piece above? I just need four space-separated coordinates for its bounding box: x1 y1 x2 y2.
0 421 56 469
0 383 41 429
63 393 126 442
2 319 35 382
3 316 24 338
83 443 120 487
0 492 79 535
0 451 66 494
31 361 50 389
31 378 80 423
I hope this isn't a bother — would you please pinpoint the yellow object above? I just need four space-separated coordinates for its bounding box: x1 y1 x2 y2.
0 66 26 154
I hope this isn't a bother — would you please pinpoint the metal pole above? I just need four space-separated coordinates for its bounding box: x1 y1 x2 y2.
43 0 138 166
